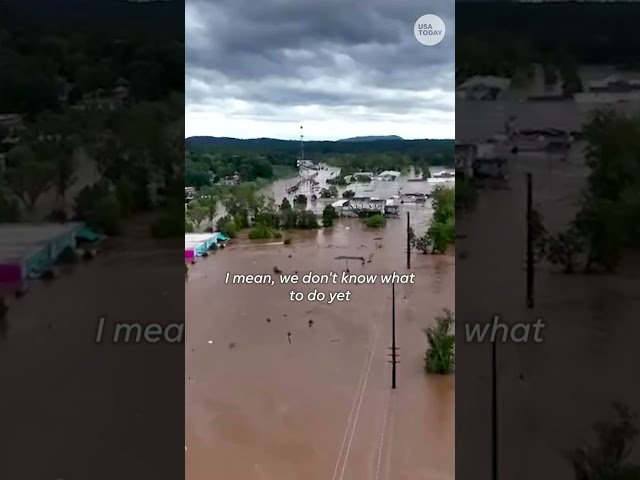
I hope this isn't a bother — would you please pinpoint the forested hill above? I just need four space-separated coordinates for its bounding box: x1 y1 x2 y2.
185 136 453 156
338 135 404 142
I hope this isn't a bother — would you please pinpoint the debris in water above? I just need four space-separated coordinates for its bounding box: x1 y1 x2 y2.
273 266 282 274
308 320 314 327
283 314 287 317
266 318 271 323
287 332 292 344
330 339 340 342
228 342 236 349
208 340 213 344
345 227 350 230
288 254 292 258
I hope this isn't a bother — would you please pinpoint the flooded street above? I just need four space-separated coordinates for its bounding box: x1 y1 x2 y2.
185 193 455 479
456 150 640 479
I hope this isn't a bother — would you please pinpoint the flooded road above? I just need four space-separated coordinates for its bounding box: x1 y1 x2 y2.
185 201 455 479
456 150 640 479
264 166 446 234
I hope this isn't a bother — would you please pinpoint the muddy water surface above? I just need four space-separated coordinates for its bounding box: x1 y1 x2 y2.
185 203 455 479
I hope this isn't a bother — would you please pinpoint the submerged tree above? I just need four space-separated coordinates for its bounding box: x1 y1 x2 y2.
424 309 455 374
322 204 338 228
546 225 585 274
567 403 640 480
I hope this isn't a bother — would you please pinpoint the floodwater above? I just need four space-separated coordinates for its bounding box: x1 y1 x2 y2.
264 166 440 220
185 183 455 479
456 142 640 479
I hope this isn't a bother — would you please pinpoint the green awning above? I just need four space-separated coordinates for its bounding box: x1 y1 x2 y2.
76 226 102 242
217 233 229 242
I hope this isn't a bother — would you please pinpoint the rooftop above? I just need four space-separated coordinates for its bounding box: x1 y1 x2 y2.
0 223 84 263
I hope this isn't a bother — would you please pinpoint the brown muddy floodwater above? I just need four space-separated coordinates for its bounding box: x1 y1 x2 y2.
185 175 455 480
456 149 640 480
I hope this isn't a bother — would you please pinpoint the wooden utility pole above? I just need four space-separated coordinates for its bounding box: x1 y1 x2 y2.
388 283 398 389
406 211 411 269
526 173 534 309
492 339 498 480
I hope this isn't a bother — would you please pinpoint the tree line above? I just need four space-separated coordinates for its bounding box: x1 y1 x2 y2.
457 2 640 84
0 8 184 238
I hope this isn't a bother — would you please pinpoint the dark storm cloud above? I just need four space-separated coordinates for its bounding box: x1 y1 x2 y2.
186 0 455 137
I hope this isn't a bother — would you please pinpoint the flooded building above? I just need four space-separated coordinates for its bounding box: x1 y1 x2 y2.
456 76 511 101
376 170 401 181
331 197 387 217
0 223 84 291
185 232 228 263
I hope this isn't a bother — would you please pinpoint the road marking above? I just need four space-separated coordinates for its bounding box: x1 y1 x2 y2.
330 307 385 480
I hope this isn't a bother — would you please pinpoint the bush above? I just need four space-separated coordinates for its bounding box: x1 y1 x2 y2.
293 194 308 205
424 309 455 374
342 189 356 198
216 215 238 238
296 210 319 229
248 223 274 239
567 403 640 479
283 237 292 245
364 214 386 228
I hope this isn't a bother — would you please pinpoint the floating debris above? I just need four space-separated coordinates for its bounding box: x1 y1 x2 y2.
208 340 213 344
330 339 341 343
308 320 314 327
273 266 282 274
228 342 236 349
266 318 271 323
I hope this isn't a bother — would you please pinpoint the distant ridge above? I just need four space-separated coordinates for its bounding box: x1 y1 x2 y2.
338 135 404 142
185 136 453 156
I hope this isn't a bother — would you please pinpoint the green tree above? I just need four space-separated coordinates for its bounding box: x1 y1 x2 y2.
364 214 386 228
567 403 640 480
322 204 338 227
342 189 355 199
4 144 54 212
280 197 292 210
424 309 455 374
186 204 207 230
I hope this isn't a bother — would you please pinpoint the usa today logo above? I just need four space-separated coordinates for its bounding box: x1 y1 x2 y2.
414 14 445 46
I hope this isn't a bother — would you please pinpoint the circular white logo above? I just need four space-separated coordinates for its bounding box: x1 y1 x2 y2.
414 14 445 46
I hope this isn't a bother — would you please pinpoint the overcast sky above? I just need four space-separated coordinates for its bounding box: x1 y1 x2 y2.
185 0 454 141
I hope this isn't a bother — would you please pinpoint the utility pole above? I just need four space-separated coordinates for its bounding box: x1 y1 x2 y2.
526 173 534 309
491 339 498 480
388 282 398 389
406 211 411 269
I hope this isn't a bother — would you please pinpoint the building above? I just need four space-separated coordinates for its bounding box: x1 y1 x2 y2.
456 76 511 101
0 223 85 291
376 171 401 181
574 74 640 103
330 197 387 217
185 232 228 262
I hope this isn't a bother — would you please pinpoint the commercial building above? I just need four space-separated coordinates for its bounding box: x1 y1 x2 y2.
185 232 228 262
0 223 85 290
